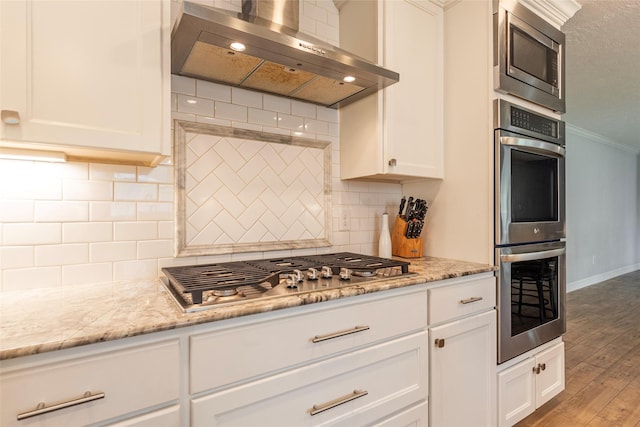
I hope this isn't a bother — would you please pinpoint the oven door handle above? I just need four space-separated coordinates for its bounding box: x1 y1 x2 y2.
501 247 565 263
500 136 565 158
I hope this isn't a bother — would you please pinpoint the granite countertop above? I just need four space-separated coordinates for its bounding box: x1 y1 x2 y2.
0 257 496 361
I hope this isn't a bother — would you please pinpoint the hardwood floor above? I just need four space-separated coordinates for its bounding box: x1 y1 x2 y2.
516 269 640 427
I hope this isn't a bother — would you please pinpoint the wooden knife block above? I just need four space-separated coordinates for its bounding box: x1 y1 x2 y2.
391 216 423 258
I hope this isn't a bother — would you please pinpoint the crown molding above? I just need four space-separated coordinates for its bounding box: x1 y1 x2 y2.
518 0 581 28
567 124 640 155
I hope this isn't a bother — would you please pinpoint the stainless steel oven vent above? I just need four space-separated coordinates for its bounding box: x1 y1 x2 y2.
171 1 399 109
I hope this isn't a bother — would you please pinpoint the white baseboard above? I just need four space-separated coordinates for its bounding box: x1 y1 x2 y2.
567 263 640 293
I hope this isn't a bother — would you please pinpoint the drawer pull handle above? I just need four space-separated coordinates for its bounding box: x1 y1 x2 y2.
311 325 370 343
17 391 105 420
460 296 483 305
308 389 368 416
1 110 20 125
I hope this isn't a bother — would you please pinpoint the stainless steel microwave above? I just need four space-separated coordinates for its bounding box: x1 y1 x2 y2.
494 0 566 113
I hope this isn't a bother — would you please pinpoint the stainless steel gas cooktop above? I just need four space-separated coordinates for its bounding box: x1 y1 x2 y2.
161 252 413 312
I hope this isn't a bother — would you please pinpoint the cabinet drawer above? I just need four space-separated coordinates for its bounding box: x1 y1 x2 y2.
190 289 427 394
191 331 428 427
0 340 179 427
428 275 495 324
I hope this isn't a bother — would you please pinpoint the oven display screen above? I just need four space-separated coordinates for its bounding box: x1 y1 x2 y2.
511 150 558 223
511 107 558 138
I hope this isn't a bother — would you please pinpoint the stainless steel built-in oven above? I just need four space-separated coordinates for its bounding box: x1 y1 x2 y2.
495 99 565 246
494 0 565 113
497 241 566 363
495 99 566 363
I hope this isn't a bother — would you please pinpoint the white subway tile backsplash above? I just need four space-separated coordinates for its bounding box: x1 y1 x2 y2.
195 115 232 127
90 202 136 221
63 180 112 201
63 222 113 243
177 94 215 116
304 119 329 135
35 244 88 266
291 100 317 119
113 222 158 241
90 164 136 182
3 223 61 245
137 202 173 221
0 246 33 269
197 80 231 102
137 165 173 184
158 221 175 240
317 107 339 123
263 94 291 114
215 101 248 122
0 161 62 200
231 87 263 108
62 263 112 286
171 74 196 96
90 241 136 262
35 201 88 222
158 185 174 202
277 113 304 131
248 108 278 127
0 200 33 222
114 182 158 201
113 259 158 282
137 240 173 259
2 267 61 291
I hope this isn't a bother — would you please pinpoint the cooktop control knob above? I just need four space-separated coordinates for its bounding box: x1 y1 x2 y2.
287 273 300 288
292 269 303 282
339 268 352 281
307 268 319 280
321 266 333 278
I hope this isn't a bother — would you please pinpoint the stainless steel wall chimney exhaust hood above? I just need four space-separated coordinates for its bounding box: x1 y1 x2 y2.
171 1 399 109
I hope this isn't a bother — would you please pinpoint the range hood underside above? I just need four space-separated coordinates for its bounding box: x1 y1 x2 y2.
171 2 399 109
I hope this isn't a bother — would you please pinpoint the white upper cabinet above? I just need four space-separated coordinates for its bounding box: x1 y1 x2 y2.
339 0 444 182
0 0 170 166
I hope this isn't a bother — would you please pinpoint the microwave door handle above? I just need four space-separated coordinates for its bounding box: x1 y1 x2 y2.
501 248 566 263
500 136 565 158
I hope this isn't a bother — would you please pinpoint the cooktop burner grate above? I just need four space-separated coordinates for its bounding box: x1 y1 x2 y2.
161 252 411 306
162 261 279 304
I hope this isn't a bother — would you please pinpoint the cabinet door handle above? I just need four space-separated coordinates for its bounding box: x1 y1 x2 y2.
308 389 368 416
435 338 445 348
17 391 105 420
533 363 547 375
311 325 370 343
459 296 483 304
1 110 20 125
388 158 397 167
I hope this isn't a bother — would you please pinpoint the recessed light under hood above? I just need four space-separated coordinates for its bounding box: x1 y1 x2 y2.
171 1 400 109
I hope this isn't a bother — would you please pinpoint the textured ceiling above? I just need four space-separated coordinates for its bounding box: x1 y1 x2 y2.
562 0 640 150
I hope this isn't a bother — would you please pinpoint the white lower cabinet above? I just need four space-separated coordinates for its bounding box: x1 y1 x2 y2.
191 332 428 427
427 273 497 427
498 341 565 427
0 338 181 427
189 287 429 426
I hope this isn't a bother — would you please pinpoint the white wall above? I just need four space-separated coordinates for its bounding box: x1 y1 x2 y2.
566 125 640 291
